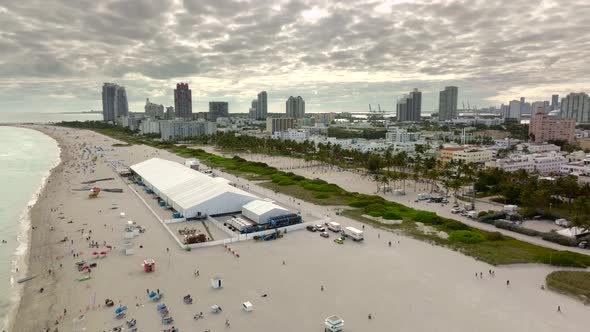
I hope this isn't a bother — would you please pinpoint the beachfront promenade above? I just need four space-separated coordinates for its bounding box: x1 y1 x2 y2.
11 125 590 332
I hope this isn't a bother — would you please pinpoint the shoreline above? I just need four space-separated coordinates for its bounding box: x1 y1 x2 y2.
8 126 64 332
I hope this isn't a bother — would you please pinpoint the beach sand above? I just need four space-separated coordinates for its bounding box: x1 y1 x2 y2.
11 126 589 332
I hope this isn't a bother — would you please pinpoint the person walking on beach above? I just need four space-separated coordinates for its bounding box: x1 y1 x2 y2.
321 285 324 292
557 305 561 313
146 289 149 295
506 280 510 287
157 289 160 295
388 241 391 247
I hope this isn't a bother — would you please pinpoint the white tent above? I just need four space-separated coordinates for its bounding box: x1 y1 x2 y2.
241 200 290 224
557 227 589 238
131 158 258 218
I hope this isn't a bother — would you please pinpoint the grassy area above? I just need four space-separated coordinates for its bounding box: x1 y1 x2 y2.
56 122 590 268
341 197 590 267
546 271 590 303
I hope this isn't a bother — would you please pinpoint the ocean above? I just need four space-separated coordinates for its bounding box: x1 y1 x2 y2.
0 127 61 329
0 112 101 124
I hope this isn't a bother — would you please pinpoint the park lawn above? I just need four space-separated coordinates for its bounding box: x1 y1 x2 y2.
546 271 590 302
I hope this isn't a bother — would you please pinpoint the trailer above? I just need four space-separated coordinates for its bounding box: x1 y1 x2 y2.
327 222 341 232
342 227 364 241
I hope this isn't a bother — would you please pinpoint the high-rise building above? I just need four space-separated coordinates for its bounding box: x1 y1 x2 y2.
551 94 559 111
160 120 216 141
286 96 305 119
249 99 258 120
208 102 229 121
266 117 295 134
438 86 458 121
102 83 128 123
102 83 117 122
529 111 575 143
507 100 521 120
174 83 192 119
256 91 268 120
145 98 164 118
396 89 421 122
115 87 128 118
560 92 590 124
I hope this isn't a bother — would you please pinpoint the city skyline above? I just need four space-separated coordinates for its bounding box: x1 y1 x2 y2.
1 0 589 114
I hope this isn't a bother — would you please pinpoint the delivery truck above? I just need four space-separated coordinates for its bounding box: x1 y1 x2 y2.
342 226 364 241
327 222 341 232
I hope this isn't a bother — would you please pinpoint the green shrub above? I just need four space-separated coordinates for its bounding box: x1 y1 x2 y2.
487 232 505 241
364 203 387 215
478 212 506 224
413 211 444 226
449 230 486 244
278 178 294 185
313 192 330 199
443 220 470 231
368 211 383 217
538 251 590 267
383 211 402 220
542 232 579 247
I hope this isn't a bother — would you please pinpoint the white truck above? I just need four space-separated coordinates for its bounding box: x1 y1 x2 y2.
503 205 519 213
466 211 478 219
342 226 364 241
327 222 341 232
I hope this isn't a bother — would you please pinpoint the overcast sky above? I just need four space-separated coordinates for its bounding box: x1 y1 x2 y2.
1 0 589 114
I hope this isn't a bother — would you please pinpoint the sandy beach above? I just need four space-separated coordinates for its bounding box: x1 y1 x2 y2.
11 125 590 332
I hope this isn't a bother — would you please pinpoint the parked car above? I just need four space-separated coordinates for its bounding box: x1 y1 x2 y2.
314 224 326 232
334 237 344 244
320 232 330 238
451 207 462 214
306 225 317 232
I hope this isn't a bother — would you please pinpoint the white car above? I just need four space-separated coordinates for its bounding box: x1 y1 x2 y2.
314 224 326 232
451 207 462 214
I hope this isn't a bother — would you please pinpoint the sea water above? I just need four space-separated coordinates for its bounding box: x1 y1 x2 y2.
0 126 60 329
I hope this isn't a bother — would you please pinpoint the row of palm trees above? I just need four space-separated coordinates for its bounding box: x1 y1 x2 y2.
210 132 477 198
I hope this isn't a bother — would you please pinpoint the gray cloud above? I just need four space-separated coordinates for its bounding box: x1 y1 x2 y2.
0 0 589 114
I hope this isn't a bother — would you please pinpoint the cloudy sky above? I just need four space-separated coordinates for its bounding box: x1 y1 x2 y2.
1 0 589 115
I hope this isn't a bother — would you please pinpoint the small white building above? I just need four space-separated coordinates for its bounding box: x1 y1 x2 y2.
241 200 290 224
487 151 566 174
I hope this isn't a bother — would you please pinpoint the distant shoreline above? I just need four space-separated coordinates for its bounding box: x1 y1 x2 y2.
58 111 101 114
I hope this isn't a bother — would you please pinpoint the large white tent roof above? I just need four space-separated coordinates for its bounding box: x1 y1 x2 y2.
130 158 257 213
242 200 287 215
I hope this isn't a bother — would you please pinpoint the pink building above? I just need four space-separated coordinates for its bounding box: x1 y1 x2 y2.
529 111 575 143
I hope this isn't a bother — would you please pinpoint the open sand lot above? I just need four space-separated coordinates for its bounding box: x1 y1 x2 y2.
11 125 589 332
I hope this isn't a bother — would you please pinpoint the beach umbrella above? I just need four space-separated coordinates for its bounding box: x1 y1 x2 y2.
149 291 157 298
82 266 89 270
100 251 107 257
106 245 112 250
92 252 99 256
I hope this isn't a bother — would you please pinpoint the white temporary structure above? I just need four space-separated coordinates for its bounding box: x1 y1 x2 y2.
242 301 253 312
241 200 290 224
131 158 258 218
